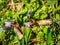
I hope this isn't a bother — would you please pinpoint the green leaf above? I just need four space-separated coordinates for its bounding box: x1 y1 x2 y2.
36 42 41 45
23 27 31 42
18 39 24 45
56 14 59 20
26 3 30 8
46 0 56 7
0 30 6 40
32 26 38 34
36 31 44 40
22 0 28 4
33 6 47 19
57 6 60 10
33 13 40 19
43 42 46 45
8 41 13 45
23 16 27 22
19 7 27 14
46 31 52 45
40 26 48 34
31 0 36 2
40 14 48 19
43 26 48 34
14 35 19 41
41 6 46 12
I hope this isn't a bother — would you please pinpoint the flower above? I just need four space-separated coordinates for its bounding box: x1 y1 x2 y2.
27 10 30 15
5 21 12 29
24 22 32 27
3 30 7 32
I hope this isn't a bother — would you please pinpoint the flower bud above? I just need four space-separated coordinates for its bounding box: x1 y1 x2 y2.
27 10 30 15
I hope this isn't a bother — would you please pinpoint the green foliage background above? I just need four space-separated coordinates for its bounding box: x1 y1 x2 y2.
0 0 60 45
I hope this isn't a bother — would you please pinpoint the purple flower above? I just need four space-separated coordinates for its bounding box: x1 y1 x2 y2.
24 22 32 27
27 10 30 15
5 21 12 29
3 30 7 32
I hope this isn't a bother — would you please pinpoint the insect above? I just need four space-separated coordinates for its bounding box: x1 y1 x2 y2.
29 19 52 26
36 19 52 26
11 20 23 39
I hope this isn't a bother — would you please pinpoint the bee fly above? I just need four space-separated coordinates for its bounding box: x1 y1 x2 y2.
11 20 23 39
